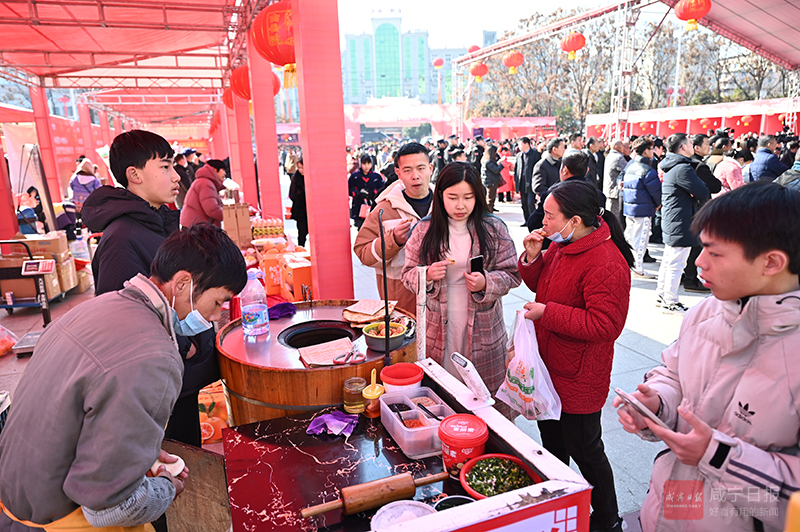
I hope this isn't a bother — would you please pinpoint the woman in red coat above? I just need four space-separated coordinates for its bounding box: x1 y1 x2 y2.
518 179 633 532
496 146 515 202
180 159 226 228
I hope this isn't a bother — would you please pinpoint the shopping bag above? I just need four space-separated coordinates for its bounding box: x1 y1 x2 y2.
358 203 371 219
496 311 561 421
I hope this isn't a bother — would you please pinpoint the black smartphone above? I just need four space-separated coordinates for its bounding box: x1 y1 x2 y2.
470 255 484 275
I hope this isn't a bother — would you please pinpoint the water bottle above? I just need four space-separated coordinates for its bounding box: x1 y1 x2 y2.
240 270 269 336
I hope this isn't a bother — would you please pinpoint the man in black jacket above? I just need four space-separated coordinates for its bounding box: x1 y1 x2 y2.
656 133 710 314
684 134 721 293
514 137 538 225
430 138 447 183
82 130 216 452
531 137 565 207
582 136 602 188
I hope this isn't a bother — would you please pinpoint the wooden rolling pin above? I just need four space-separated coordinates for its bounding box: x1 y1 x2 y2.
301 471 449 518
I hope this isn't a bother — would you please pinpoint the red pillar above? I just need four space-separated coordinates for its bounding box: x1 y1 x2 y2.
232 93 258 207
225 103 242 189
78 103 95 160
113 116 122 137
292 0 354 299
99 111 112 147
29 85 62 200
0 143 19 239
247 35 283 218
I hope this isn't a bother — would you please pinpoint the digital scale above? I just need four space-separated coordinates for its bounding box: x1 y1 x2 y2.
20 260 55 276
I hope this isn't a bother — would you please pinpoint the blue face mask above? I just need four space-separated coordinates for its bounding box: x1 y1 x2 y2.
546 220 575 244
172 278 212 336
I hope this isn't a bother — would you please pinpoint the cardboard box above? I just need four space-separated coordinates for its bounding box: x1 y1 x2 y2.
222 203 252 248
9 232 69 257
260 251 311 296
74 269 94 294
280 256 313 303
0 255 61 300
56 257 78 292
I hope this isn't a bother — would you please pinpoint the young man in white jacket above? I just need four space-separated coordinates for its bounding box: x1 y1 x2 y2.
614 181 800 532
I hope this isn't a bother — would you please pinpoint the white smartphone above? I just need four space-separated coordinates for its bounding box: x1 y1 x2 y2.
614 387 671 431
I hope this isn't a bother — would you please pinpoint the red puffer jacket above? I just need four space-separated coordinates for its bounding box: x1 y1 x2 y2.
518 220 630 414
180 165 224 228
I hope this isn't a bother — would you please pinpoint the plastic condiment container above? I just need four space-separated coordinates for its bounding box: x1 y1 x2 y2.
438 414 489 479
380 362 424 394
370 500 436 530
362 368 384 418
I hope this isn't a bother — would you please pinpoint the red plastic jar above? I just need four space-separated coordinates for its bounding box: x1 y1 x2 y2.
438 414 489 478
380 363 424 393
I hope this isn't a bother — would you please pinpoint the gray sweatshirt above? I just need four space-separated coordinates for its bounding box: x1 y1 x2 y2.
0 275 183 524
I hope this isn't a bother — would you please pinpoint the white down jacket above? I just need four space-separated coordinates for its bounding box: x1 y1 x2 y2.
638 290 800 532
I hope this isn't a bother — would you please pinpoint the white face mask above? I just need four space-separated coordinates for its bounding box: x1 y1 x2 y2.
546 219 575 244
172 278 212 336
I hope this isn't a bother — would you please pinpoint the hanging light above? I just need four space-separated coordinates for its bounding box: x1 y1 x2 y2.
231 65 251 101
251 1 296 87
468 45 480 53
560 32 586 61
675 0 712 31
502 51 524 74
469 62 489 83
669 120 680 130
432 57 444 70
742 114 754 126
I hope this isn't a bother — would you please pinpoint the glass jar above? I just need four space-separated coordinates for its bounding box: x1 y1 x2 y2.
343 377 367 414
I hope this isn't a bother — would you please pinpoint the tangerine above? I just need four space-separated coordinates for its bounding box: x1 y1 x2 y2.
200 422 215 441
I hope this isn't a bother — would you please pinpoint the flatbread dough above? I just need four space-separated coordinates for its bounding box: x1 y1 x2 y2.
150 453 186 477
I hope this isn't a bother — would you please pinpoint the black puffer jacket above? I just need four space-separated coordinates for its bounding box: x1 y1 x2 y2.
660 153 710 248
82 186 181 296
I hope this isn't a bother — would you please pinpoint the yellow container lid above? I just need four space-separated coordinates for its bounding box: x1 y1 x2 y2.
362 368 385 400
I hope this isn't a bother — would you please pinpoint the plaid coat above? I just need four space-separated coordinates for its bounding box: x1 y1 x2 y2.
402 215 521 394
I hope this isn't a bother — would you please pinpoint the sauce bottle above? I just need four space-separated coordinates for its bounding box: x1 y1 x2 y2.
362 368 384 419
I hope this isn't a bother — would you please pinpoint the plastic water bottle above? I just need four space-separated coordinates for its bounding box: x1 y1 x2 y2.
240 271 269 336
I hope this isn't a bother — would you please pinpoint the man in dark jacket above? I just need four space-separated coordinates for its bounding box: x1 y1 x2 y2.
288 158 308 247
444 134 464 164
622 138 661 278
82 130 216 454
531 137 564 208
684 134 722 293
751 135 789 181
655 133 710 314
582 136 601 188
780 140 799 168
469 136 485 176
775 149 800 191
430 138 447 183
514 137 538 224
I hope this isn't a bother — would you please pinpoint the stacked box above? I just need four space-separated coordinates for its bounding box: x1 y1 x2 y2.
10 232 69 257
221 203 252 248
0 255 61 300
74 269 94 294
280 254 313 303
56 258 78 292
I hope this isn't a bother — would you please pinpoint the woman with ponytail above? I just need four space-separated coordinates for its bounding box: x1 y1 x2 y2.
518 178 632 532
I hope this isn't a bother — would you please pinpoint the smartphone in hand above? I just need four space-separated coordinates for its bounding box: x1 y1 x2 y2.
614 388 671 431
470 255 484 275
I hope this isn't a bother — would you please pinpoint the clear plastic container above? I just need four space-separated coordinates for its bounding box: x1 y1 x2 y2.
380 387 456 459
240 270 269 336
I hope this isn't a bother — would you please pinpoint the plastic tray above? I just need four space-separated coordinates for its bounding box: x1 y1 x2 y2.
380 386 456 459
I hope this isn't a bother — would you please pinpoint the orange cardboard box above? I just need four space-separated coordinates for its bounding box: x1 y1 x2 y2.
10 232 69 257
56 257 78 292
280 255 313 303
260 250 310 296
73 269 93 294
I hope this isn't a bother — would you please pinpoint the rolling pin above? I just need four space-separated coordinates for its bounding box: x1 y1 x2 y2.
301 471 449 518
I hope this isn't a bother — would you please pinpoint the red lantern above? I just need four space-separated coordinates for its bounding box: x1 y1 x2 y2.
675 0 712 31
468 45 480 53
222 88 234 110
433 57 444 70
742 114 754 126
779 113 787 122
272 70 282 97
252 1 296 87
639 122 648 130
669 120 680 130
502 50 524 75
700 118 711 127
469 62 488 83
231 65 251 100
560 32 586 61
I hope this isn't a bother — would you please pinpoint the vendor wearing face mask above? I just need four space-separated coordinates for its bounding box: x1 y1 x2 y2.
0 224 246 532
518 179 634 532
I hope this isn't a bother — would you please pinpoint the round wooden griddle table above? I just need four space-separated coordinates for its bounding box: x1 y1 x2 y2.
217 300 417 425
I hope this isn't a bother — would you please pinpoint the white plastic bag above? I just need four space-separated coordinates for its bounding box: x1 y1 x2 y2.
496 311 561 421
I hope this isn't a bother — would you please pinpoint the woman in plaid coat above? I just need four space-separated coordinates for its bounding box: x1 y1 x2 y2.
402 162 520 405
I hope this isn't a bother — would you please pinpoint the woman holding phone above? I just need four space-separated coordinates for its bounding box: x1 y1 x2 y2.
402 162 520 413
518 179 633 532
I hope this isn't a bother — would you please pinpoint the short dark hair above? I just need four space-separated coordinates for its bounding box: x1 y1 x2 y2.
714 136 732 150
692 181 800 274
569 132 583 143
450 149 466 159
394 142 430 167
758 135 775 148
632 137 654 156
110 130 174 188
150 223 247 296
546 137 565 153
666 133 689 154
519 136 531 145
474 135 484 142
586 136 598 148
561 151 589 178
206 159 226 172
174 153 185 163
360 154 373 165
692 134 709 148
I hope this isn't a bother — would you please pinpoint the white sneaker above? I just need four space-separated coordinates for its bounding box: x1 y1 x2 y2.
632 270 656 279
662 302 689 315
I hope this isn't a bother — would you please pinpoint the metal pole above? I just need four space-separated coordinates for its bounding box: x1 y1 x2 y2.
416 266 426 361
